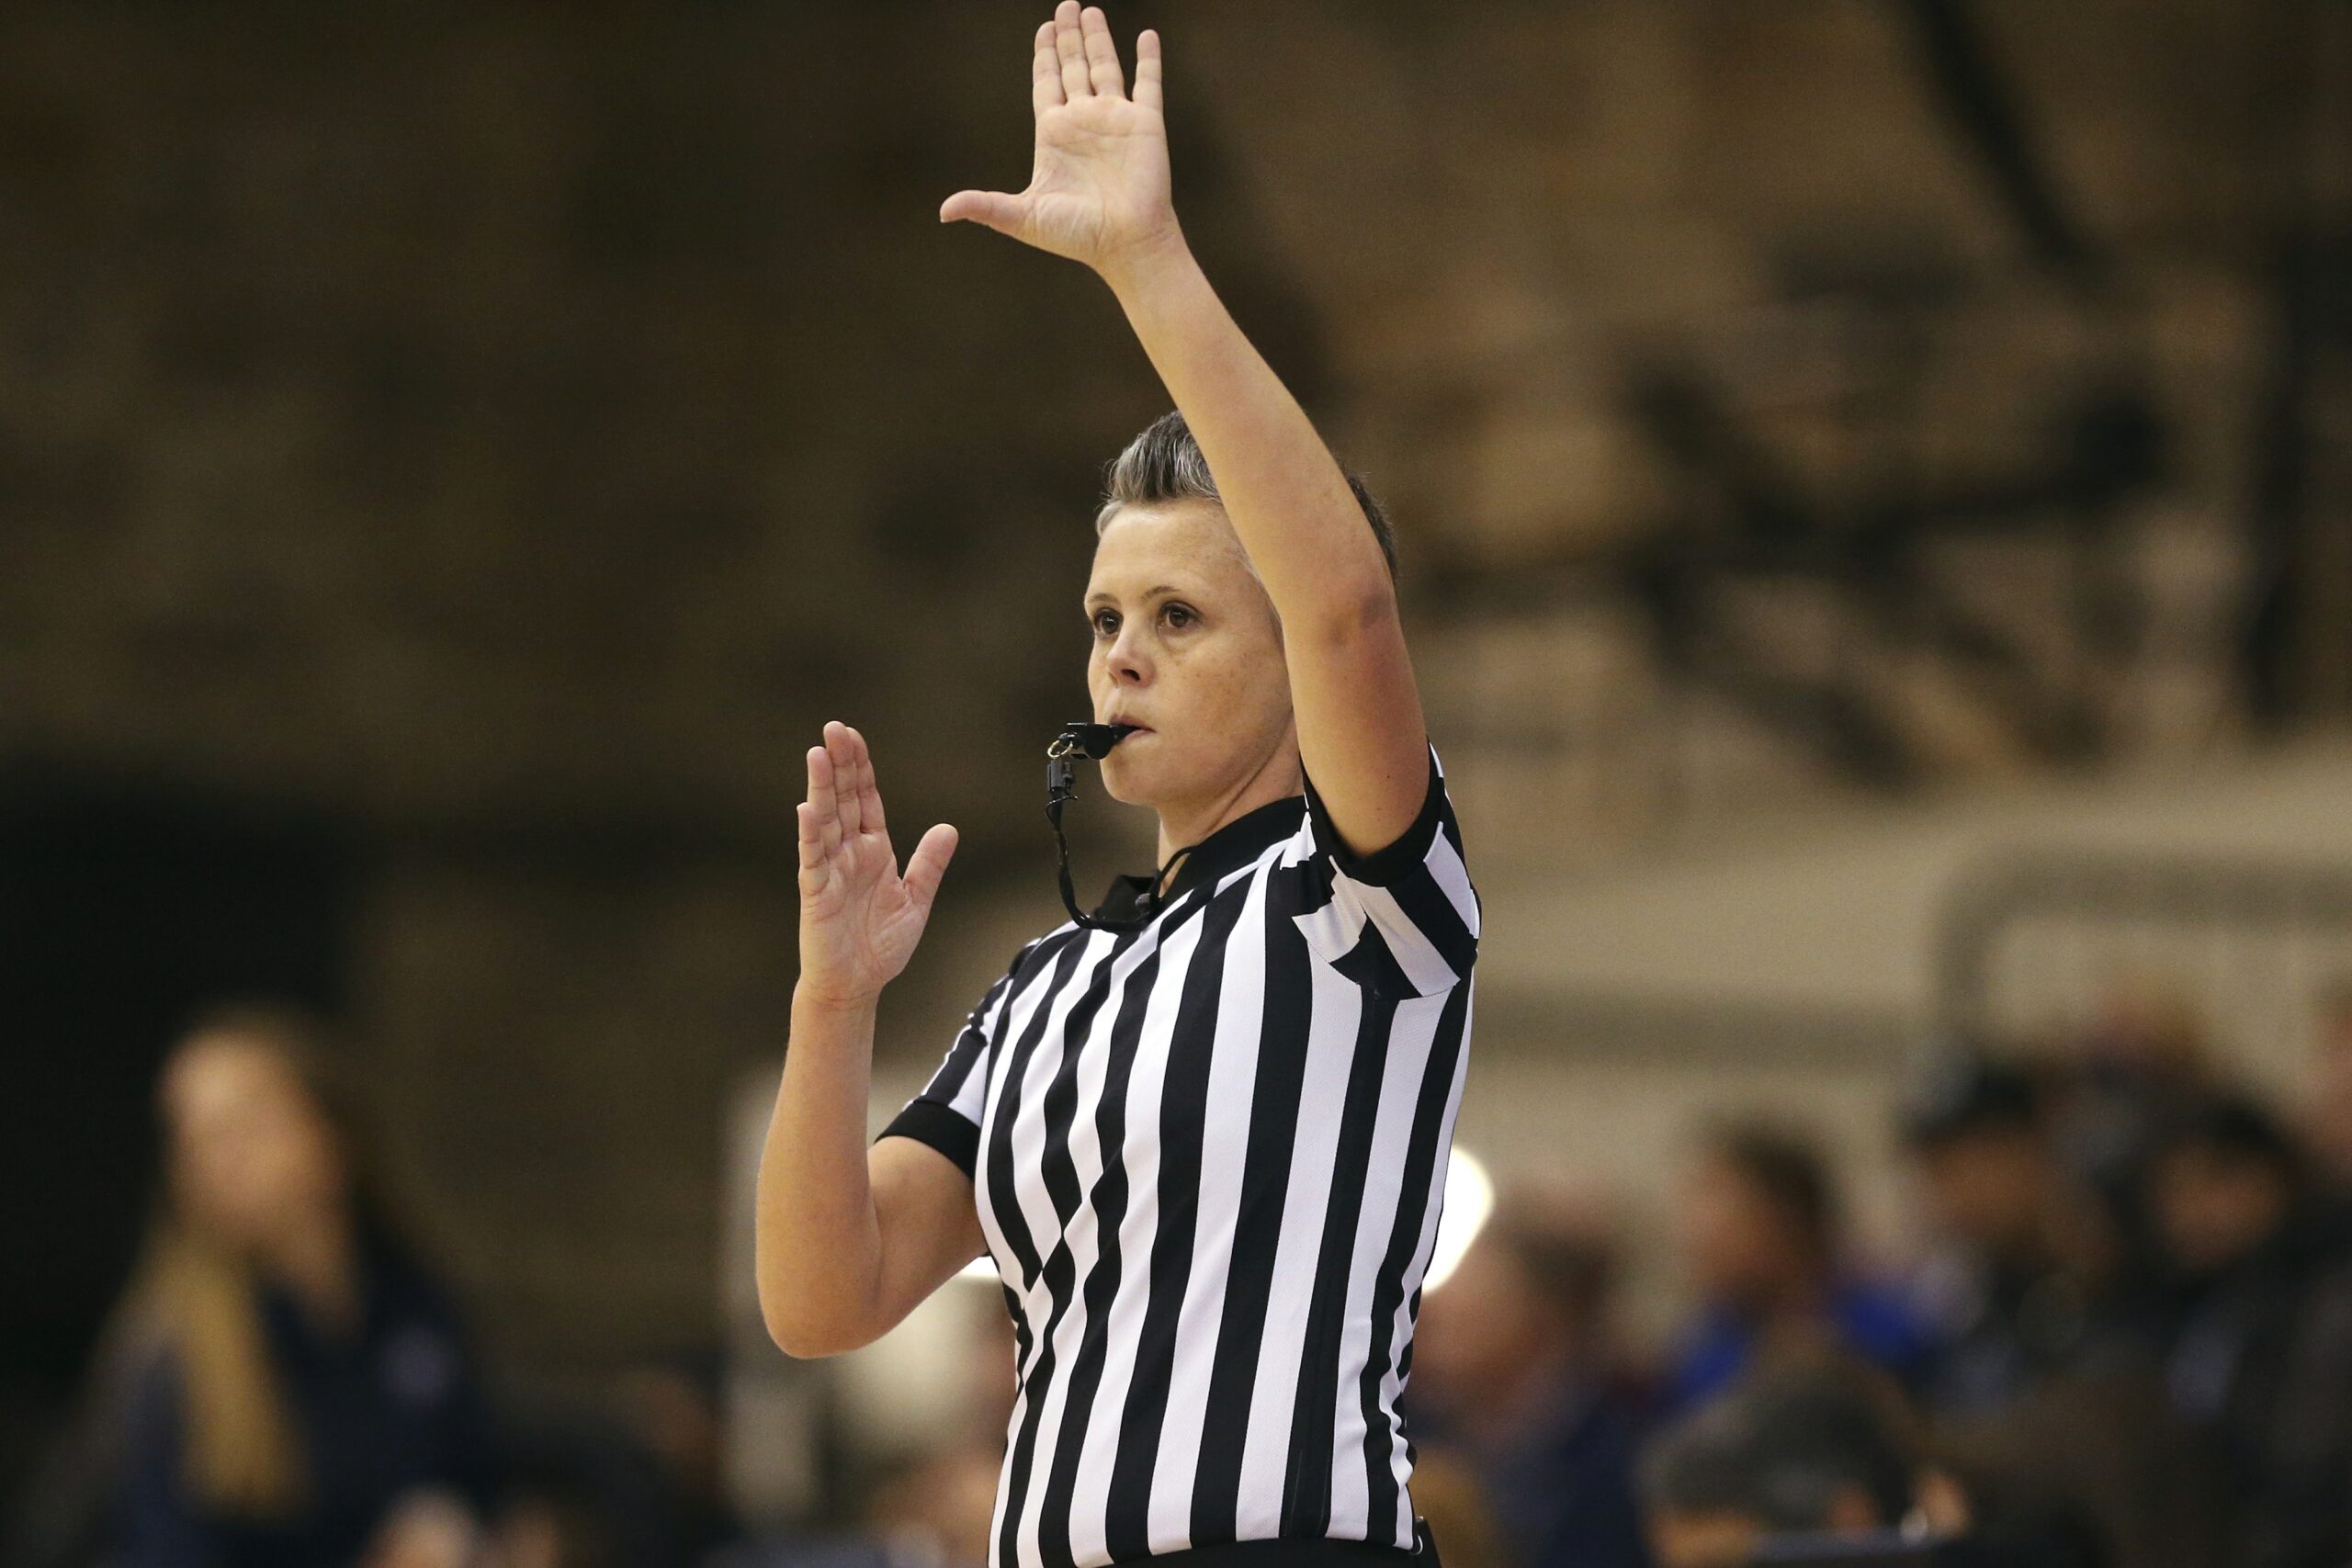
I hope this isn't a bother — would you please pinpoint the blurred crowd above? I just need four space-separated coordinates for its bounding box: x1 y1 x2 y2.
1402 985 2352 1568
12 988 2352 1568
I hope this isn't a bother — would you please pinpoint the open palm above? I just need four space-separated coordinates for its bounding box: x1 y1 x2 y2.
940 4 1180 276
796 723 956 1005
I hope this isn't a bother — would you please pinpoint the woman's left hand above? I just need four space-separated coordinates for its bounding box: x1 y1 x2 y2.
940 4 1183 283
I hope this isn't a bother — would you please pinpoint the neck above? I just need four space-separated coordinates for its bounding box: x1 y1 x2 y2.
1152 748 1304 879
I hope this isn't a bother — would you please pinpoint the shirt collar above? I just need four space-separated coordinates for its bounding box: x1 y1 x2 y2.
1094 794 1306 921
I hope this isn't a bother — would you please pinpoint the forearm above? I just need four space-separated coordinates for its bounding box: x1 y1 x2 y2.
753 985 887 1356
1103 240 1396 634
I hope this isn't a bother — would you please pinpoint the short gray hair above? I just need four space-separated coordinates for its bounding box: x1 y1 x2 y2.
1093 411 1397 579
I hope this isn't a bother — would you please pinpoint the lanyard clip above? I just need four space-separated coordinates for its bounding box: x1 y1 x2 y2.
1048 722 1135 761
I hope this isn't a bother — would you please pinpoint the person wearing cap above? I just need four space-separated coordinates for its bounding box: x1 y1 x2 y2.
2147 1095 2352 1568
1900 1052 2111 1416
1901 1050 2228 1568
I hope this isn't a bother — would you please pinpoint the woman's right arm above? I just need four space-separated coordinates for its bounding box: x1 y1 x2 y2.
755 722 977 1359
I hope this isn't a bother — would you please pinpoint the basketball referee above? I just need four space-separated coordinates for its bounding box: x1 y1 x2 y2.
756 7 1479 1566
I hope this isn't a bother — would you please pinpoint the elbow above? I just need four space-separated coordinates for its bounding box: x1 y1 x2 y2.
761 1301 869 1361
759 1299 820 1359
764 1323 842 1361
756 1267 877 1360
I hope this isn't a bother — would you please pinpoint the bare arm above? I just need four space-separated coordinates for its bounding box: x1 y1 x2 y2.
754 723 978 1358
942 4 1429 855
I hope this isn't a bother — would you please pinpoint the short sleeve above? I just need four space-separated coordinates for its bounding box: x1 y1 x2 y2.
875 945 1029 1179
1298 745 1480 998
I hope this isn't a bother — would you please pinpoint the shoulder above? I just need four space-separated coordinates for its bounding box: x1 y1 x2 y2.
1301 743 1470 886
1292 745 1479 998
1001 931 1081 991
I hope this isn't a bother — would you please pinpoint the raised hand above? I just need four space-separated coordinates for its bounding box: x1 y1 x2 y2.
939 3 1181 279
796 722 957 1006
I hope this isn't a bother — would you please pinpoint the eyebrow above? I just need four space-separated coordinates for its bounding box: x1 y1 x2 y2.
1084 584 1187 607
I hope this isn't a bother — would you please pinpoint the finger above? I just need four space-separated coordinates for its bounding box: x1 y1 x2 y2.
795 802 823 874
1133 28 1162 114
846 724 888 838
939 189 1026 233
1032 20 1063 116
1080 6 1125 99
1055 1 1091 100
806 746 842 858
824 721 864 836
901 824 960 916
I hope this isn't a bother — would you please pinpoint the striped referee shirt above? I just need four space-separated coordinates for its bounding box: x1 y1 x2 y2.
880 748 1478 1568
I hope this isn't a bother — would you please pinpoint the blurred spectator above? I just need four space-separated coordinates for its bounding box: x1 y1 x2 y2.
1900 1046 2225 1568
1668 1124 1936 1411
113 1006 503 1568
491 1380 712 1568
2036 986 2217 1305
1900 1051 2114 1415
613 1362 746 1567
2147 1095 2352 1568
1637 1355 1968 1568
1932 1369 2222 1568
1410 1188 1654 1568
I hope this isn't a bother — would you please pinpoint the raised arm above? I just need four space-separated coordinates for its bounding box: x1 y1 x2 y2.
755 722 980 1358
942 4 1429 855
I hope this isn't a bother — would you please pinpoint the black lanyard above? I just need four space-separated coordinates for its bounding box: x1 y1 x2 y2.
1045 722 1191 933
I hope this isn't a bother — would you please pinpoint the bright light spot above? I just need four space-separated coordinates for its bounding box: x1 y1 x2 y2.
1421 1146 1493 1294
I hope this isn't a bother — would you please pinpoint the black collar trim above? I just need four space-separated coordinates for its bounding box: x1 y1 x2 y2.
1094 795 1306 923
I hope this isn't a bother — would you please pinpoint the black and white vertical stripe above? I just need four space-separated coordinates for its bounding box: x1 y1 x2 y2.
880 750 1478 1568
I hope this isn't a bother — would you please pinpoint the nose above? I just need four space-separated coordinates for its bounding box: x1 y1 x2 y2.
1104 622 1151 686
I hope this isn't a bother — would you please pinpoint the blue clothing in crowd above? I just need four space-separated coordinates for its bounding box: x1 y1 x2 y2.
1668 1280 1940 1413
122 1250 500 1568
1476 1372 1656 1568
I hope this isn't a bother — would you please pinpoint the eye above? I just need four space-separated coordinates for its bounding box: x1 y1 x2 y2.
1160 603 1196 629
1090 608 1120 637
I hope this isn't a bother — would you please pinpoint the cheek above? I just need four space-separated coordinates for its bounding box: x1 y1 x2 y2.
1185 634 1289 721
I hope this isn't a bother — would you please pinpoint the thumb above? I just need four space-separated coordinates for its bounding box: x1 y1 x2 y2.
901 823 959 915
939 189 1026 234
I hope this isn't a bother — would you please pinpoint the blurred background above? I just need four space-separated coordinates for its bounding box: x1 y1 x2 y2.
6 1 2352 1565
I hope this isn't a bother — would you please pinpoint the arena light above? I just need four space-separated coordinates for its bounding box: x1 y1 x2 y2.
1420 1146 1493 1294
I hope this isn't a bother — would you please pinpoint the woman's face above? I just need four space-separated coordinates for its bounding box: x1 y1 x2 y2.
1679 1158 1798 1305
1085 500 1295 814
162 1034 347 1254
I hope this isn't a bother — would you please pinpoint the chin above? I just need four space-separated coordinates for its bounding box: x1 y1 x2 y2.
1101 740 1187 808
1099 756 1148 806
